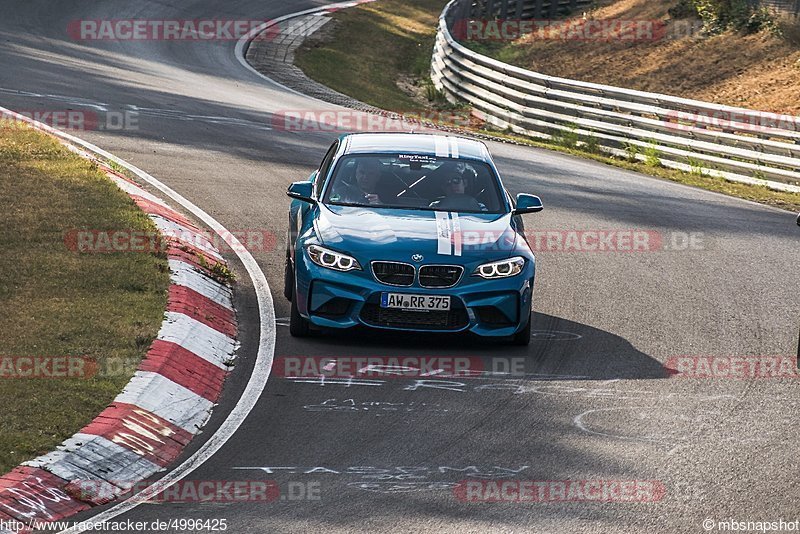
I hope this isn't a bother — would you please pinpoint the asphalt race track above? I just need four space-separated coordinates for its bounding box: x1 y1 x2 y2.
1 1 799 532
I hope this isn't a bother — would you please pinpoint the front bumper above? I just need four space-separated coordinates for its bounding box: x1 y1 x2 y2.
294 252 535 337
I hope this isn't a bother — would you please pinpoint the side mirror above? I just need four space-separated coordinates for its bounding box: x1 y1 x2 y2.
287 181 315 203
513 193 543 215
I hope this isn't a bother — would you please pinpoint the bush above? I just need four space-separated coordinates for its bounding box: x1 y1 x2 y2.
778 15 800 44
553 124 580 149
670 0 780 35
669 0 698 19
643 141 662 167
581 134 602 154
624 142 640 162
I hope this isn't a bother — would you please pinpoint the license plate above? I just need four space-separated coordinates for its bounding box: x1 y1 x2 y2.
380 293 451 311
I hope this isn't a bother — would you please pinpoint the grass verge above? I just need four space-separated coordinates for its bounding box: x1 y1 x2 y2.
293 0 800 213
0 122 169 473
294 0 448 110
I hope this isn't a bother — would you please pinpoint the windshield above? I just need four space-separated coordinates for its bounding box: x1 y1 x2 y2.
323 154 507 214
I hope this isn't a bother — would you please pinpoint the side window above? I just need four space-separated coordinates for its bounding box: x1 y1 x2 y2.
314 141 338 199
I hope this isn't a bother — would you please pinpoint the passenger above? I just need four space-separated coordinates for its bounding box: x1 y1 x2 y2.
429 172 486 211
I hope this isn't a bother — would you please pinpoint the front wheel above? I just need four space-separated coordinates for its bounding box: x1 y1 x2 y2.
511 311 531 346
283 251 294 301
289 281 310 337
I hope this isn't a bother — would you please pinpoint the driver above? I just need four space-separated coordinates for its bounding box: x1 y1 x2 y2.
335 158 382 205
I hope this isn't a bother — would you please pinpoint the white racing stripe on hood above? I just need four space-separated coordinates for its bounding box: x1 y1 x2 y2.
434 136 449 158
450 212 462 256
448 137 459 159
435 211 452 255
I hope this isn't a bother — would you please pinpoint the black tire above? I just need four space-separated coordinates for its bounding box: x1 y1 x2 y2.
289 281 310 337
283 251 294 302
511 311 531 346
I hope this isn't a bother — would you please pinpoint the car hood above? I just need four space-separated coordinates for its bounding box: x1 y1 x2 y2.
314 204 518 262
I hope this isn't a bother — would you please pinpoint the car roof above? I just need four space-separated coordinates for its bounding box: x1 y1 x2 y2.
340 133 492 163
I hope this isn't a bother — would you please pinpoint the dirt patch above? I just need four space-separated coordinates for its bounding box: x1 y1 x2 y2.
396 74 429 104
472 0 800 114
301 16 339 49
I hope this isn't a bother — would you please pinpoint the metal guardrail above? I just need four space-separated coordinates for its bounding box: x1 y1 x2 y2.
465 0 799 20
760 0 800 17
431 0 800 193
458 0 593 19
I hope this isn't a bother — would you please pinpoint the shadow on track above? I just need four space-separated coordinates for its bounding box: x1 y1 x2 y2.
276 312 669 381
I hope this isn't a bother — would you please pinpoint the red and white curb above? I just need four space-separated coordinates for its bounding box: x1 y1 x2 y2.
0 135 238 532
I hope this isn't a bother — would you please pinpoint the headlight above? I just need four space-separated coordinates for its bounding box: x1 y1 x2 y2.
306 244 361 272
473 256 525 279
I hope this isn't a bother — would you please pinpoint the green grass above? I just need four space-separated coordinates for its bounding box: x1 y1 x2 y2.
293 0 800 212
0 122 169 473
295 0 448 110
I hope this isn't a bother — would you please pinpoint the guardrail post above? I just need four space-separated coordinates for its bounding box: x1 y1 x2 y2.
570 0 578 12
465 0 475 22
534 0 544 18
549 0 559 18
515 0 524 18
486 0 495 18
468 0 480 18
500 0 509 18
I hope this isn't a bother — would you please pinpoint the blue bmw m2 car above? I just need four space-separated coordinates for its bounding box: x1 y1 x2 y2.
284 133 543 345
